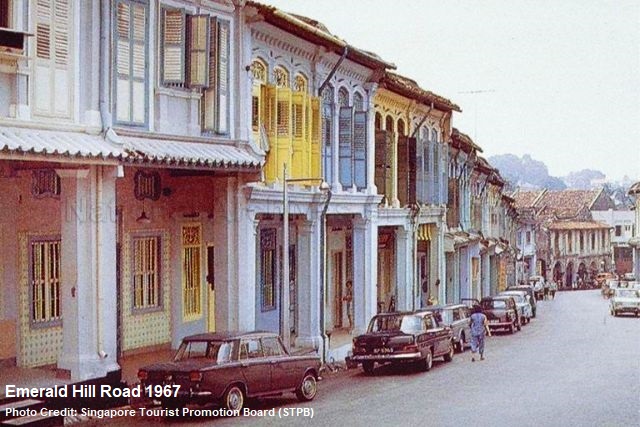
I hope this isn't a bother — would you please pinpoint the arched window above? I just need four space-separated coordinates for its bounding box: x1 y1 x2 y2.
273 66 289 88
385 115 394 133
353 92 364 111
375 112 382 130
293 73 308 93
251 59 268 83
431 128 439 143
338 87 349 107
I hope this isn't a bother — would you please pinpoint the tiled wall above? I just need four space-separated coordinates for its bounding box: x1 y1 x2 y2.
121 230 171 351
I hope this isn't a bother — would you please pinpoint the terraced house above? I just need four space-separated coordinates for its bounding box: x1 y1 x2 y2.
0 0 521 385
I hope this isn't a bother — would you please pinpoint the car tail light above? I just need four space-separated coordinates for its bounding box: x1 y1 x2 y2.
398 344 418 353
137 370 148 381
189 371 203 383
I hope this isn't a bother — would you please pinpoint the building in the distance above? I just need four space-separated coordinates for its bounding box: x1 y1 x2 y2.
628 182 640 278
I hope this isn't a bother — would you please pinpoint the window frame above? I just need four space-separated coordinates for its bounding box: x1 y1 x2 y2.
181 223 202 320
112 0 149 128
131 232 163 313
29 235 62 328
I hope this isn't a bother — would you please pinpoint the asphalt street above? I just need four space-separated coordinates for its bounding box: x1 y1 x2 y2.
95 290 640 427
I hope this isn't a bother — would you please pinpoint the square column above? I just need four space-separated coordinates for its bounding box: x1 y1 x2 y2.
352 212 378 335
57 166 119 381
295 216 323 350
394 226 412 311
363 83 378 195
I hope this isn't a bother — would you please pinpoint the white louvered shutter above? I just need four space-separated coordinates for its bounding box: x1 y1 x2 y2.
202 17 217 131
216 20 230 134
187 15 209 88
353 111 367 189
338 107 353 188
115 0 147 125
161 8 185 85
34 0 71 118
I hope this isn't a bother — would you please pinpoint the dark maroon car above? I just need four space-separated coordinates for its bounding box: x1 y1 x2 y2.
346 311 454 374
137 331 321 412
480 296 522 334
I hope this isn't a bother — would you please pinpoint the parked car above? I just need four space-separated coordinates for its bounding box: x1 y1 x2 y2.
480 296 521 334
499 291 533 324
506 285 538 317
528 276 545 300
609 288 640 317
347 311 454 374
421 304 471 352
137 332 321 412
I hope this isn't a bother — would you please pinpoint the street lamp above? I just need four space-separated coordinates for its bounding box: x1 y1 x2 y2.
281 163 330 350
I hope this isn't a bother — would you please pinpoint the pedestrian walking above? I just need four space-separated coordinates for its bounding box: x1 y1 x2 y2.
543 281 550 300
469 305 489 362
549 281 557 299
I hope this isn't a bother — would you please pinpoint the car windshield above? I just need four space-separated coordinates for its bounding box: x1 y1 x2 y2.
504 294 524 303
174 340 235 364
481 299 507 309
616 289 640 298
368 314 423 334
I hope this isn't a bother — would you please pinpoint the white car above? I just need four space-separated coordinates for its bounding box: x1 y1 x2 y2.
499 291 533 324
609 288 640 317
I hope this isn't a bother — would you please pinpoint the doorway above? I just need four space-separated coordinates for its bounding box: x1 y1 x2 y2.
332 251 343 328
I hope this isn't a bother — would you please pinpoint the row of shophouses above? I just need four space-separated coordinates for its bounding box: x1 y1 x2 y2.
0 0 519 383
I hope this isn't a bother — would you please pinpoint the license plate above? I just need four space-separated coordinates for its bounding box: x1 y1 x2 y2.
373 347 393 354
489 319 499 323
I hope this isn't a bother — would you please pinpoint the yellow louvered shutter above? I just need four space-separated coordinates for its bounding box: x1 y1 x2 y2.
161 8 185 85
34 0 71 118
187 15 209 88
291 91 305 178
310 97 321 179
276 87 292 181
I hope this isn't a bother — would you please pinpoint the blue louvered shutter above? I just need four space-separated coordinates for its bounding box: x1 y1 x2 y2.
339 107 353 188
353 111 367 189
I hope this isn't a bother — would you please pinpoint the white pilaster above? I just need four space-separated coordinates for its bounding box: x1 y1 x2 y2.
352 212 377 335
394 226 411 311
295 216 323 350
233 180 257 331
363 83 378 195
57 166 119 381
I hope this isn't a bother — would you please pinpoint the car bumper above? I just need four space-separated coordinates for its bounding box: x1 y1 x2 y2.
346 352 422 365
613 306 640 313
487 321 512 329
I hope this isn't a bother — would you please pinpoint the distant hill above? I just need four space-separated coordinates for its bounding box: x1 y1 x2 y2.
487 154 566 190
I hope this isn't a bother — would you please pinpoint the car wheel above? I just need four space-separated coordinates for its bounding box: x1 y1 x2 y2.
509 322 515 334
516 320 522 331
443 341 454 362
295 373 318 402
362 361 375 375
613 310 618 317
223 385 245 412
419 350 433 372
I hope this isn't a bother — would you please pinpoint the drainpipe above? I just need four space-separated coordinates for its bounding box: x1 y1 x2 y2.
318 47 348 96
319 189 332 364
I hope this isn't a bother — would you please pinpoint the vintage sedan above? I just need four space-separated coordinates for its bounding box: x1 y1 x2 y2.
137 332 321 412
499 291 533 324
480 296 521 334
506 285 538 317
347 311 454 374
609 288 640 317
422 304 471 352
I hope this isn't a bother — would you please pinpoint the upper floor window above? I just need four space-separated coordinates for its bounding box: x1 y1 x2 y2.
525 231 531 245
114 0 147 126
385 115 394 133
293 73 307 93
33 0 72 119
353 92 364 111
338 88 367 189
322 85 334 184
0 0 9 28
374 111 382 130
274 66 289 88
397 119 406 137
615 225 622 236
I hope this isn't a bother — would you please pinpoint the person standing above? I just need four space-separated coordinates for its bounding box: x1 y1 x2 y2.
469 305 489 362
549 281 557 299
343 280 354 332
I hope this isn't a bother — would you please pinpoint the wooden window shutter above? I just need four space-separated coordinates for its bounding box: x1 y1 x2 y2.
36 0 51 60
397 136 408 206
322 99 333 184
161 8 185 85
310 97 321 179
338 106 353 188
187 15 210 88
215 20 230 134
416 138 423 203
353 111 367 189
375 130 387 198
408 137 417 205
53 0 69 65
201 17 217 131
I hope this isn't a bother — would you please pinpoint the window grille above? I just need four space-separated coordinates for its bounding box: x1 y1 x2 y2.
30 238 61 324
133 235 160 310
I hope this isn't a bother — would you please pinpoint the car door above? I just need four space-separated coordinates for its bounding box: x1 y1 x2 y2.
239 338 270 395
424 315 446 356
261 336 298 391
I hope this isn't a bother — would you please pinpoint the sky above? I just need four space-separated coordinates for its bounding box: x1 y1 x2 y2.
261 0 640 182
